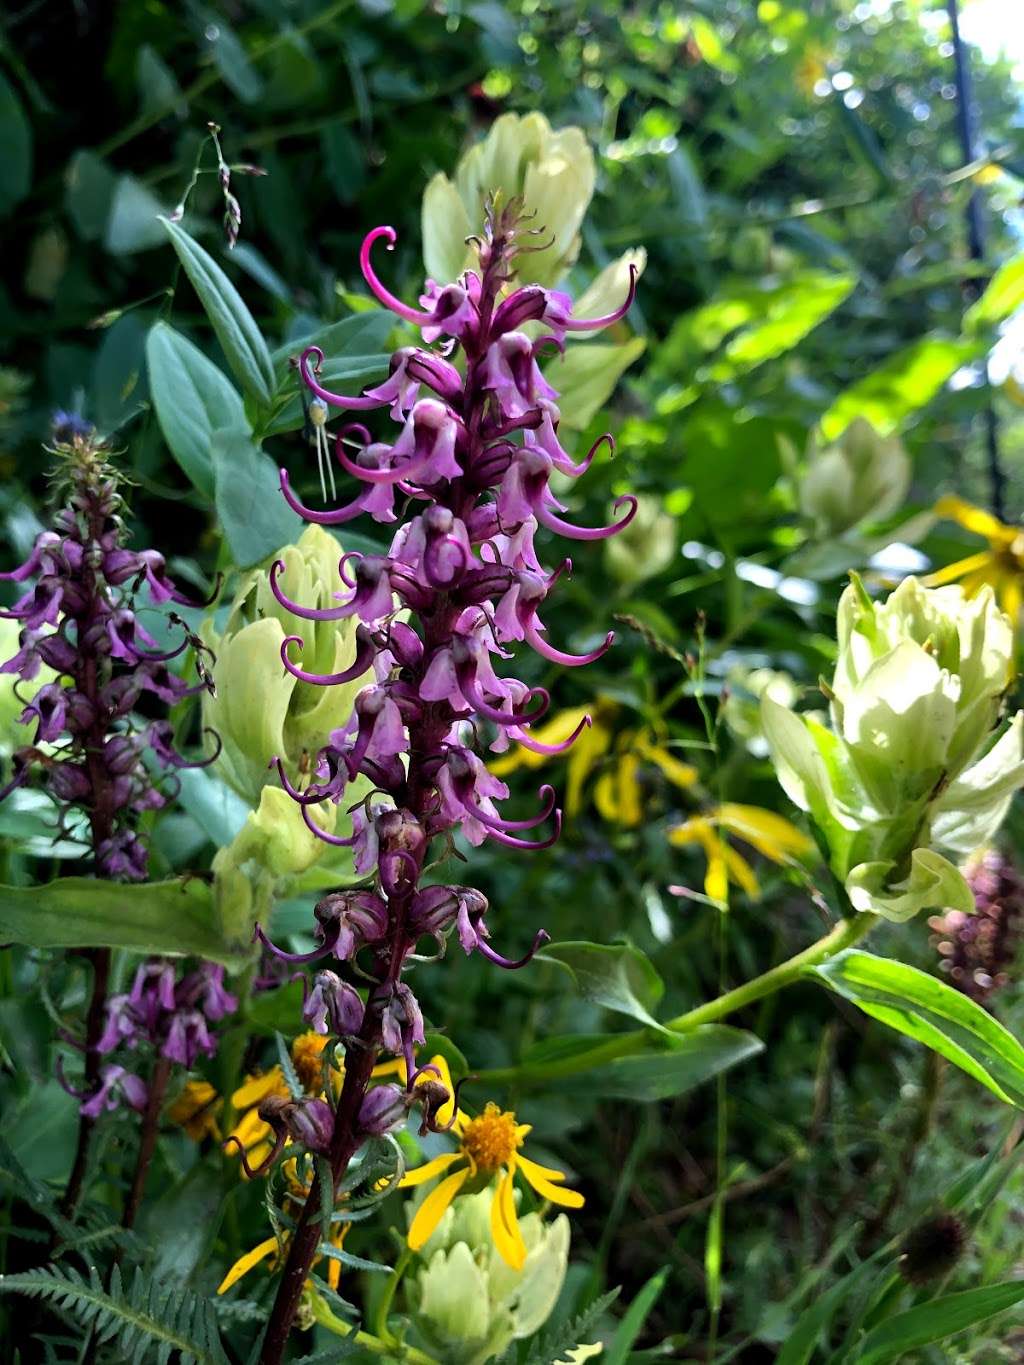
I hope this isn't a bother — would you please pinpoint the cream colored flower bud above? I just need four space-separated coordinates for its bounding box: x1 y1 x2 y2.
203 524 370 807
422 112 596 287
762 575 1024 921
800 418 910 536
604 494 676 586
408 1186 569 1364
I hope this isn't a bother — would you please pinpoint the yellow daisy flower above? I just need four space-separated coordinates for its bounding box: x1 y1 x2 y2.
668 802 814 905
925 494 1024 623
167 1079 222 1141
490 700 696 825
399 1055 583 1271
217 1158 348 1295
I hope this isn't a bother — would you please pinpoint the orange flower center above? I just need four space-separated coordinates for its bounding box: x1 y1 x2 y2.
460 1103 522 1173
291 1032 329 1093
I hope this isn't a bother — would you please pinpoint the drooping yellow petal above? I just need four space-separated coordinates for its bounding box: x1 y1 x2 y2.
228 1106 273 1151
566 714 614 817
594 753 642 827
999 574 1023 624
934 494 1012 546
666 816 706 848
638 740 698 792
490 706 594 776
217 1236 279 1294
231 1067 287 1110
491 1167 528 1270
326 1222 348 1291
715 803 814 862
720 841 760 898
922 550 997 589
704 847 729 904
515 1154 585 1208
370 1057 405 1078
398 1151 463 1188
407 1166 471 1251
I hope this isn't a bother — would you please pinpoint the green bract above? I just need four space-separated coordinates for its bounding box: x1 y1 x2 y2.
203 523 369 807
762 576 1024 921
408 1187 570 1365
799 417 911 537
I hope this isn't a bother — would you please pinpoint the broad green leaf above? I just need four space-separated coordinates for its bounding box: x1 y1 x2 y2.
0 71 32 216
538 941 665 1028
105 177 172 254
212 427 302 568
271 311 395 368
136 44 186 120
199 8 264 103
141 1161 226 1282
171 763 252 847
65 150 117 241
146 321 245 498
707 272 856 383
163 219 276 406
0 877 247 965
91 313 148 433
545 337 646 431
854 1282 1024 1364
820 336 983 441
965 252 1024 332
500 1025 762 1100
810 950 1024 1106
260 354 391 439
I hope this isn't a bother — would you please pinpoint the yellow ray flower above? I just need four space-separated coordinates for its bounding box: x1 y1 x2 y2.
398 1055 584 1271
668 802 814 905
926 494 1024 624
491 701 696 826
167 1079 222 1141
217 1159 348 1294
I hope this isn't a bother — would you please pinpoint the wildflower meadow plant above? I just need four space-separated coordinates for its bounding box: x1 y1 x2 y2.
249 194 639 1359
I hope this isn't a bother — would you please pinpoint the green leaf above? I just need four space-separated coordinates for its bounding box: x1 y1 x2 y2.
0 877 247 966
500 1025 763 1100
605 1267 669 1365
819 335 983 441
538 941 666 1029
854 1282 1024 1364
65 150 117 241
965 252 1024 332
162 219 276 406
810 950 1024 1107
199 9 264 104
105 176 172 254
707 272 855 382
545 337 646 431
146 321 245 498
212 427 302 568
0 71 32 216
776 1255 881 1365
141 1161 227 1283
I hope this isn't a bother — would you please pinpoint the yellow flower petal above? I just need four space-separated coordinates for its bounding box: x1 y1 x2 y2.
515 1154 585 1208
639 741 698 792
491 1167 527 1270
922 550 997 589
229 1107 273 1151
704 848 729 904
490 706 594 776
231 1067 287 1110
1000 575 1023 623
566 716 614 817
715 803 814 862
720 842 760 898
407 1166 471 1251
398 1151 463 1189
934 495 1012 545
217 1236 279 1294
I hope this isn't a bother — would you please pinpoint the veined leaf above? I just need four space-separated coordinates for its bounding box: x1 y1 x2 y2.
163 219 276 407
0 876 247 966
854 1281 1024 1364
810 950 1024 1107
212 427 302 569
538 940 666 1029
146 321 245 498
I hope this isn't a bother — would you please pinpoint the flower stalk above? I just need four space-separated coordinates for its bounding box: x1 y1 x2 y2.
257 199 633 1360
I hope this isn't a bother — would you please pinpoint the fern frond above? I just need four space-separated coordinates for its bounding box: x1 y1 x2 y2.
518 1287 620 1365
0 1264 227 1365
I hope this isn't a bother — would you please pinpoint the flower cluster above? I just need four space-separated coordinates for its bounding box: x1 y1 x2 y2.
763 575 1024 921
259 199 636 1071
251 201 627 1337
929 847 1024 1004
65 959 237 1118
0 426 210 879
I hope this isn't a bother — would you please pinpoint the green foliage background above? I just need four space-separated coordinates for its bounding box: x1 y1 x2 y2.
2 0 1024 1360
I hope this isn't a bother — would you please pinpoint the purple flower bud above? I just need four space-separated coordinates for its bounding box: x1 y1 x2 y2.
356 1083 408 1136
80 1063 148 1119
304 971 365 1035
259 1094 335 1153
